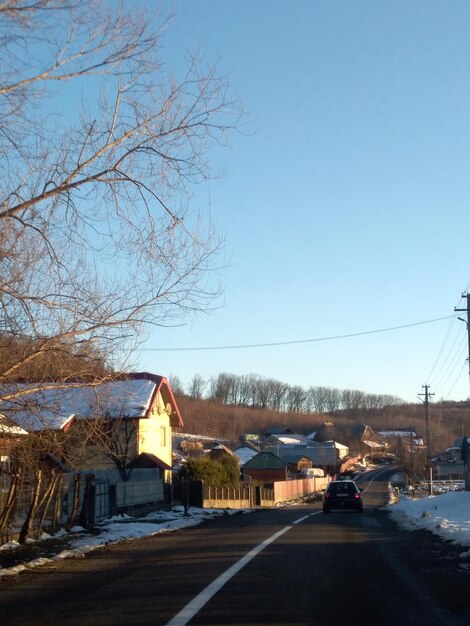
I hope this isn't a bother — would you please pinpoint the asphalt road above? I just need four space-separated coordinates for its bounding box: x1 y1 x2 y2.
0 468 468 626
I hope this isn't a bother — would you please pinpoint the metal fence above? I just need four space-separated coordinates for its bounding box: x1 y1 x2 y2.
116 479 164 510
71 476 166 524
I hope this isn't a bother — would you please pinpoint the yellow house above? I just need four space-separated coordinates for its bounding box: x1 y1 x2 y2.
128 372 183 481
0 372 183 483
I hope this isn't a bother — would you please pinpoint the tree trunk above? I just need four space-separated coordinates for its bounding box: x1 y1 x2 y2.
79 474 95 530
0 471 22 533
18 469 43 544
36 472 61 539
66 473 82 532
50 475 64 534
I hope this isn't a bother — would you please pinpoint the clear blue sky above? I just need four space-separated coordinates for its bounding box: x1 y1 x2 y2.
137 0 470 403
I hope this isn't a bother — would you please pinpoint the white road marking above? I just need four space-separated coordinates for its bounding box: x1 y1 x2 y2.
292 515 310 524
361 466 398 493
165 525 292 626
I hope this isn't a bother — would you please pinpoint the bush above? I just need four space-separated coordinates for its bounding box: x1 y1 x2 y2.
181 455 240 486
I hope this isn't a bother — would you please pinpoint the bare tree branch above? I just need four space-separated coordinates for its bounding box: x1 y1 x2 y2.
0 2 241 397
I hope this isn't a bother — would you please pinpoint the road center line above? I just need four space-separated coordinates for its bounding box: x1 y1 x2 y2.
362 465 398 493
165 525 292 626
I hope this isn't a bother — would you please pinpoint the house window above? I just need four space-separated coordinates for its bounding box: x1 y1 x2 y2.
160 426 166 447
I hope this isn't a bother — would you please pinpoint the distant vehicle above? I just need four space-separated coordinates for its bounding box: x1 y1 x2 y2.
322 480 363 513
301 467 325 478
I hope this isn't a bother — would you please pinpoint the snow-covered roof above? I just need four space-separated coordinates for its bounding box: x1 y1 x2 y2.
0 373 182 432
377 430 417 438
173 433 230 444
363 440 385 449
233 446 258 466
0 414 28 436
322 440 348 450
268 433 312 446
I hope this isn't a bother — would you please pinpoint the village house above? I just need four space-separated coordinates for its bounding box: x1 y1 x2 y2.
242 451 288 483
0 414 28 491
262 432 313 450
0 373 182 481
208 443 236 463
0 373 184 528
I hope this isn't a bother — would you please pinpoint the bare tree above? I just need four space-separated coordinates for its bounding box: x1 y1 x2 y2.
168 375 185 396
85 417 137 482
324 388 341 413
0 1 240 393
237 374 254 406
211 373 235 404
0 1 240 541
270 379 288 411
286 385 307 413
252 376 272 410
341 389 363 412
188 374 206 399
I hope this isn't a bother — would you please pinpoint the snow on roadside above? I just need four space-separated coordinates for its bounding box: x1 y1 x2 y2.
0 506 247 578
4 490 470 578
387 490 470 554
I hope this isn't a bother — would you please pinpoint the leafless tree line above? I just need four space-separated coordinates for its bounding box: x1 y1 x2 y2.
185 372 403 414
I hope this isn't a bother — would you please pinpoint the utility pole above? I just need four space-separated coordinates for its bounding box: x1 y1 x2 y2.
455 292 470 381
409 424 414 480
419 384 434 495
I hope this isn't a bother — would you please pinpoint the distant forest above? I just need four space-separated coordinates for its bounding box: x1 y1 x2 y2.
172 372 470 453
171 371 404 413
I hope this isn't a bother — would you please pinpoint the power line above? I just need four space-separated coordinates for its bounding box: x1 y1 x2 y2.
455 292 470 382
427 325 466 390
431 336 467 395
445 359 468 400
425 314 458 382
140 315 455 352
426 289 470 393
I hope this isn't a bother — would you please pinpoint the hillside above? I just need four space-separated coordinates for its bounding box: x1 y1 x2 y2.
174 394 470 451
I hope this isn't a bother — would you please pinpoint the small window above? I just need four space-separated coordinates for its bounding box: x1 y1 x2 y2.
160 426 166 447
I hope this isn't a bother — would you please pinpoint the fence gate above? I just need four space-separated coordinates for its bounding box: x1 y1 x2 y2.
94 482 110 522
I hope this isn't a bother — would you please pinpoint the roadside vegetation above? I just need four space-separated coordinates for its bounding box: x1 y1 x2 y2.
179 455 240 487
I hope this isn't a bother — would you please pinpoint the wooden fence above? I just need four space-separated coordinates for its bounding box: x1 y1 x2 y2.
202 484 275 508
272 476 329 503
198 476 329 509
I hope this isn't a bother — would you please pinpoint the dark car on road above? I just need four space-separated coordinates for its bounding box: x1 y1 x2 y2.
322 480 363 513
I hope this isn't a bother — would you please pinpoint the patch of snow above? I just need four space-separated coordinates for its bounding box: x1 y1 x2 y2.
387 490 470 548
0 541 20 551
0 506 247 578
